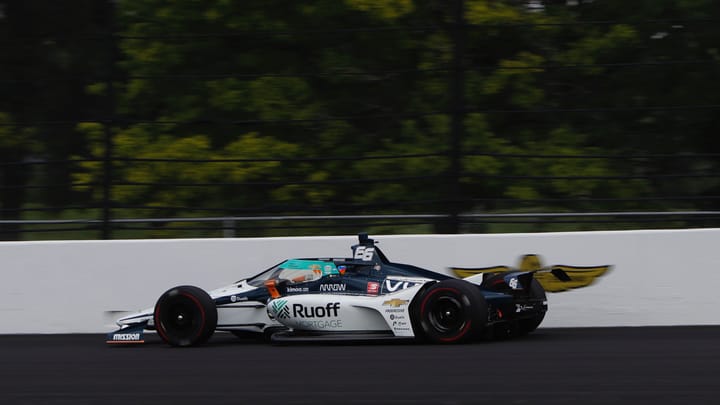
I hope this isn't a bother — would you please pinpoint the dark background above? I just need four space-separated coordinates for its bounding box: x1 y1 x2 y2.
1 0 719 240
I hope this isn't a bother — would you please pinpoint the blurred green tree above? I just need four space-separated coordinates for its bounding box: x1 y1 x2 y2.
67 0 720 236
0 0 112 239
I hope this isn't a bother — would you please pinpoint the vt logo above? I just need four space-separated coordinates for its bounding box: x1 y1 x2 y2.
450 254 611 292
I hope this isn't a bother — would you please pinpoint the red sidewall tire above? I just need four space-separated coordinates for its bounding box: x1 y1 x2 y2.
412 279 487 344
154 285 217 347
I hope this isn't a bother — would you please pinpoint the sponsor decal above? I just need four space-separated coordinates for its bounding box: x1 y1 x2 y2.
367 281 380 295
297 319 343 329
449 254 612 293
283 301 343 329
354 246 375 261
319 284 347 292
272 299 290 319
229 295 249 302
111 333 141 341
286 286 309 293
106 322 147 344
516 304 535 313
292 302 340 318
383 299 409 307
384 280 417 293
338 265 347 275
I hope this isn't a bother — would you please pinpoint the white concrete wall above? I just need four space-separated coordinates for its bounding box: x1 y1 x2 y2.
1 228 719 333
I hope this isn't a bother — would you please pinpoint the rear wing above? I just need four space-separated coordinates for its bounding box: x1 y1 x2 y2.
517 268 570 289
459 267 569 291
450 254 611 293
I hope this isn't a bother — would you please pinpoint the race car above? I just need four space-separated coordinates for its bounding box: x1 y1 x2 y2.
107 233 570 346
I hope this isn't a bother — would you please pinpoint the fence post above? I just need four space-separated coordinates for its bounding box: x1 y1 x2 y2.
101 0 117 240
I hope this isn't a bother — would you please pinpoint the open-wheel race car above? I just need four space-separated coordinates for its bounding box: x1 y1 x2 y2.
107 234 571 346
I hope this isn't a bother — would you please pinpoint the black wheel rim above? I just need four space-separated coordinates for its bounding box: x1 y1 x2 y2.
160 296 200 339
428 296 465 333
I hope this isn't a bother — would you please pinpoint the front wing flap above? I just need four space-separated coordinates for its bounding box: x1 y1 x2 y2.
106 321 148 344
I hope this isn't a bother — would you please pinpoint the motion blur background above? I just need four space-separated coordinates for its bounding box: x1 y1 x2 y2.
1 0 719 240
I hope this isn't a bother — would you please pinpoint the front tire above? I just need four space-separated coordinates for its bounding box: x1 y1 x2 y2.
154 285 217 347
412 279 487 344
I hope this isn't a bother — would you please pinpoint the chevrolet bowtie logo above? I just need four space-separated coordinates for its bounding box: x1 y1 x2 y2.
382 299 409 307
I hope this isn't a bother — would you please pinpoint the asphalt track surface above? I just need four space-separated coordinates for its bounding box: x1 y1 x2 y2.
2 326 719 405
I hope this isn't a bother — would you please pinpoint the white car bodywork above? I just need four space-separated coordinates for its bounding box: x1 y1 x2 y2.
115 276 437 338
116 281 280 333
266 277 429 337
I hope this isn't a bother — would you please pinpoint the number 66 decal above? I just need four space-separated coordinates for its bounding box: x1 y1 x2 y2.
354 246 375 261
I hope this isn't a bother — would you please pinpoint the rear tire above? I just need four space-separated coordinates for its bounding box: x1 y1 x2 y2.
412 279 487 344
154 285 217 347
